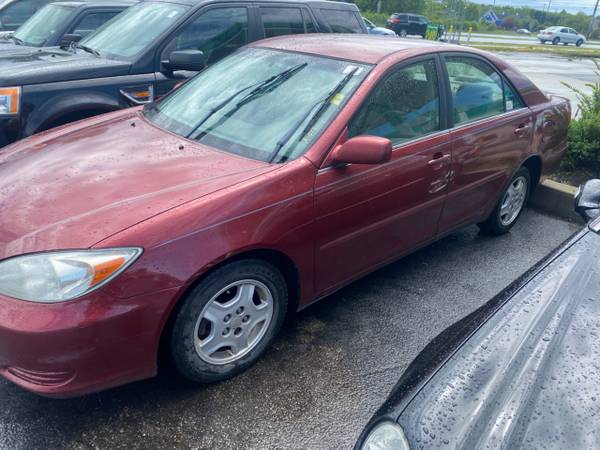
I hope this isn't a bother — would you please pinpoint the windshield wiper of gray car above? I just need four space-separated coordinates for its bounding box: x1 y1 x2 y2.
187 63 308 140
268 67 359 163
10 35 24 45
74 43 100 57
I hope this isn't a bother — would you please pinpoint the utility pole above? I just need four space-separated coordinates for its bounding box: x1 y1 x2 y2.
589 0 600 39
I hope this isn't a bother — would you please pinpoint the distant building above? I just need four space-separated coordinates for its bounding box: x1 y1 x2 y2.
482 9 502 26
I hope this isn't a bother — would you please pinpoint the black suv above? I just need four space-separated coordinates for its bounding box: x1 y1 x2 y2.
0 0 51 31
385 13 428 37
0 0 136 55
0 0 366 147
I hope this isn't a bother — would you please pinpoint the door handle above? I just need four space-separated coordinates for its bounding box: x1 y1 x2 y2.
514 123 532 136
428 153 451 167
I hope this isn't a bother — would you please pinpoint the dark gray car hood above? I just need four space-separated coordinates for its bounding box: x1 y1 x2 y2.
397 229 600 448
0 48 130 85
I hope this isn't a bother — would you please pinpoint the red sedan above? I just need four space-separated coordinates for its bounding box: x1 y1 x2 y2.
0 35 570 397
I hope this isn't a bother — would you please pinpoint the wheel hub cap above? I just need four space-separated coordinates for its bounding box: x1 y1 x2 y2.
499 176 527 226
193 279 274 365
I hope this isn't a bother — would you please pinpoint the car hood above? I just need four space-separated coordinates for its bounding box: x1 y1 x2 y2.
0 48 130 85
0 40 45 56
0 109 275 260
397 230 600 448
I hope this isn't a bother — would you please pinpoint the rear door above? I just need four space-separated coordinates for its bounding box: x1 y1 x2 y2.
314 56 452 294
438 54 532 232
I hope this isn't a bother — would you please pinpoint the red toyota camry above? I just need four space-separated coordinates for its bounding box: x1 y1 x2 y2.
0 35 570 397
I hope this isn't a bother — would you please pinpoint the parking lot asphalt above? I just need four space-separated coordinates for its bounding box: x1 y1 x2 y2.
0 208 580 449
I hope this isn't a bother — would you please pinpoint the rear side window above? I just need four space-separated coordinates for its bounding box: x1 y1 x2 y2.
319 9 362 33
446 56 524 125
260 7 304 37
349 59 441 145
70 11 120 38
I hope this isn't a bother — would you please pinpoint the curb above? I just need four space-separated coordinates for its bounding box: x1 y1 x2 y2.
530 179 583 223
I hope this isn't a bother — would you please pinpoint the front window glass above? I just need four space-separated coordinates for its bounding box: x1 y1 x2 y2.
12 3 72 46
145 48 370 163
163 7 248 66
349 59 441 144
80 2 188 58
69 11 121 38
446 56 505 125
1 0 46 30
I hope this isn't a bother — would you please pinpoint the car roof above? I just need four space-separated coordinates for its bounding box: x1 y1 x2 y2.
253 34 460 64
164 0 357 8
51 0 138 7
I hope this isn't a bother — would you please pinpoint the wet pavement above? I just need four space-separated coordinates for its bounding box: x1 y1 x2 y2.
0 209 579 449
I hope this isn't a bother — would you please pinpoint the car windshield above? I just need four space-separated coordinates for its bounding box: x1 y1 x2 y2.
79 1 188 58
144 47 370 163
12 4 73 46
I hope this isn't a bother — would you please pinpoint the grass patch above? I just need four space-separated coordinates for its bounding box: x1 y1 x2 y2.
469 43 600 58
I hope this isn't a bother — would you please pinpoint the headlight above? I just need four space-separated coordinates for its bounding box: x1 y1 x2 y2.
361 421 410 450
0 87 20 116
0 248 142 303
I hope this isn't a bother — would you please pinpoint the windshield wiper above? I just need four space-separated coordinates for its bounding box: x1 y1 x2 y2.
9 35 24 45
187 63 308 140
267 67 359 163
74 43 100 57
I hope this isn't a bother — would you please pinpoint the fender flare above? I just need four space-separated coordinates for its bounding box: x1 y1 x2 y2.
25 91 121 136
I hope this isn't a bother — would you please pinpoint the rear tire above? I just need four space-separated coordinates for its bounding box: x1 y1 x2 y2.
170 259 288 383
399 29 408 38
552 37 560 45
539 40 546 44
478 167 531 236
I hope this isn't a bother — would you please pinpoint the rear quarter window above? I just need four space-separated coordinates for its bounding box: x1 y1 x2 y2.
318 9 363 33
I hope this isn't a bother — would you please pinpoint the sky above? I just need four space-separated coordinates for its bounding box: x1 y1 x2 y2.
468 0 598 15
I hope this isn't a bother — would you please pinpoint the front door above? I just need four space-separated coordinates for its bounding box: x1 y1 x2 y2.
314 57 451 295
155 5 252 97
438 54 533 231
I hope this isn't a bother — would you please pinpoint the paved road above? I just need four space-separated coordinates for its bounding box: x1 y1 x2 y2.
0 209 579 449
467 32 600 49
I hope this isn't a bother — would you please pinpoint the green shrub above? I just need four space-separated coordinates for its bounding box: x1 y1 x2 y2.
562 60 600 173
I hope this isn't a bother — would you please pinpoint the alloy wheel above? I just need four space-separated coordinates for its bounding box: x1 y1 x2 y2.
193 279 274 365
499 176 527 226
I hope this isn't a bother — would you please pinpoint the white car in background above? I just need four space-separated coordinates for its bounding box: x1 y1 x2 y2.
538 26 586 46
516 28 530 34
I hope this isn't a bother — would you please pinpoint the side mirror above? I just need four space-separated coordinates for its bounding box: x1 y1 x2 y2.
59 33 81 48
163 50 205 72
332 135 392 165
575 179 600 222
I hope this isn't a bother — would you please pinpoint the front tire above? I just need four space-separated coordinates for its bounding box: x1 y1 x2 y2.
170 259 288 383
577 39 584 47
478 167 530 236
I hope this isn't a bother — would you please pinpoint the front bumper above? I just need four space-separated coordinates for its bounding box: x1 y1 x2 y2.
0 287 179 398
0 116 20 148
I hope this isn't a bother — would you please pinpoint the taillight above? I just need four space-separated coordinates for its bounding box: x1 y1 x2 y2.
390 18 400 24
